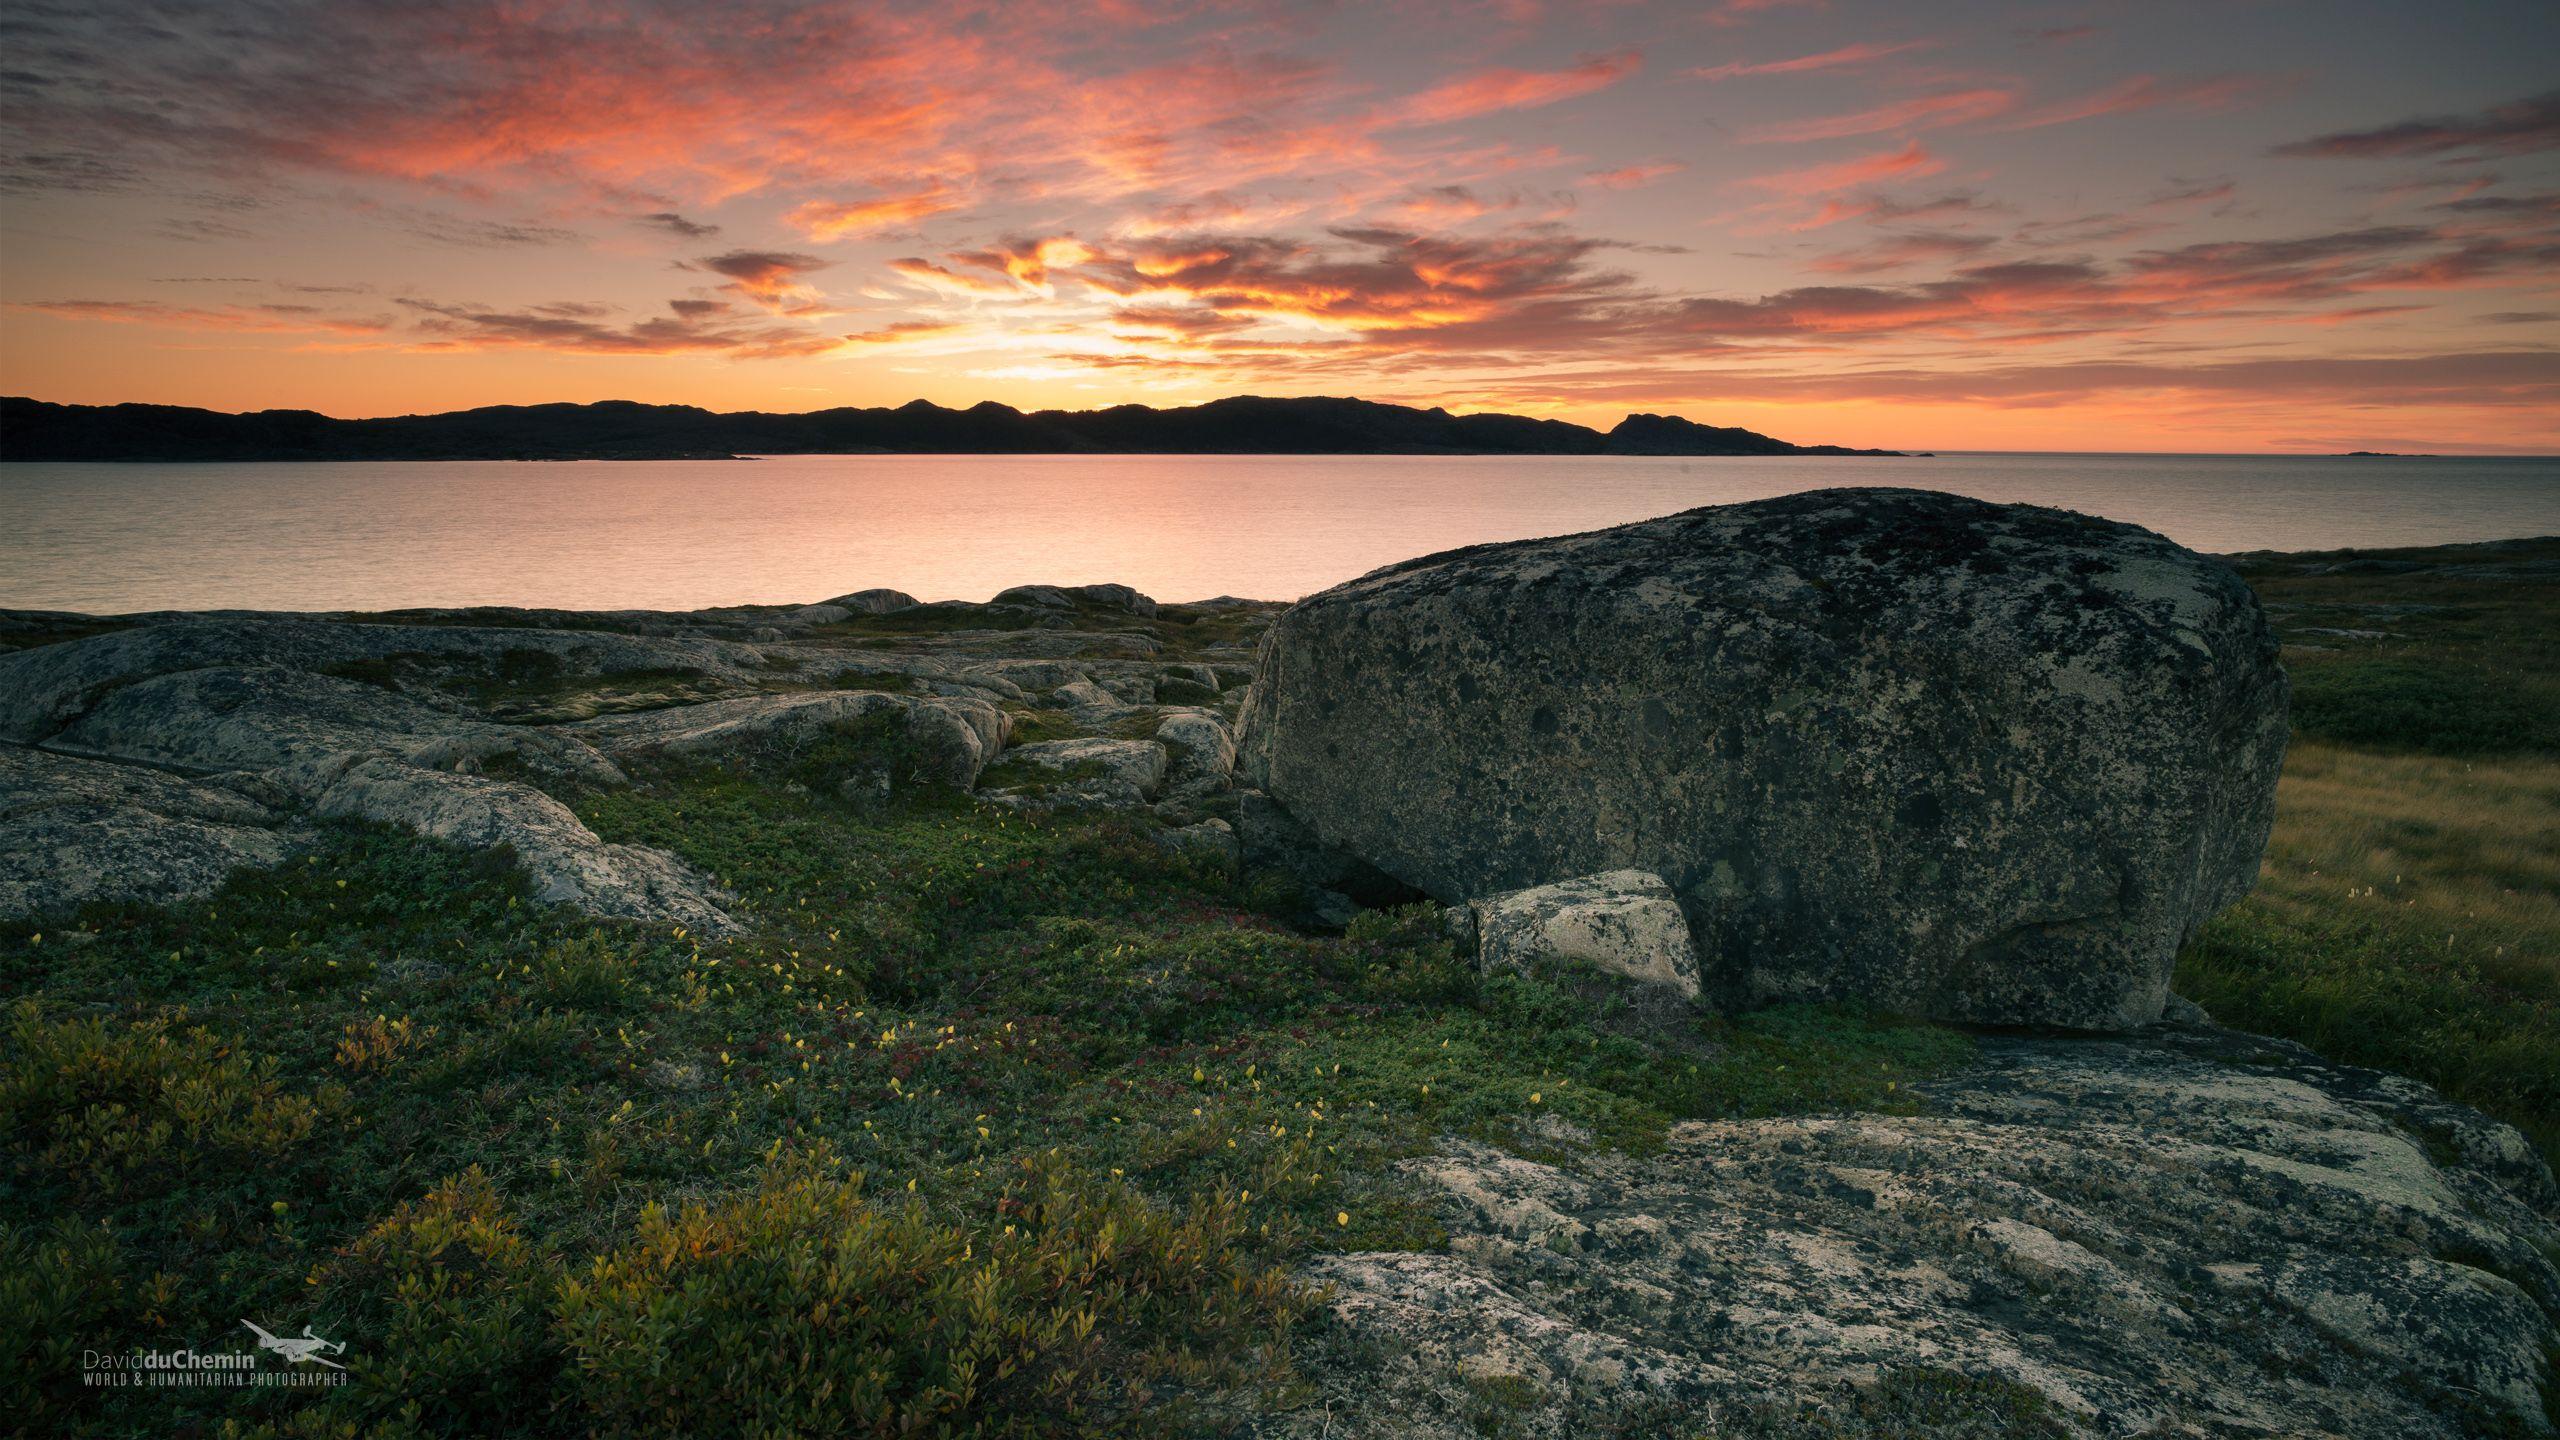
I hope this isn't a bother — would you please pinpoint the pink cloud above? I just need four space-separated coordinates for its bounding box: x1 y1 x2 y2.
1999 74 2268 131
1691 41 1932 81
1382 51 1643 128
1583 161 1686 190
1741 142 1945 196
1744 88 2018 144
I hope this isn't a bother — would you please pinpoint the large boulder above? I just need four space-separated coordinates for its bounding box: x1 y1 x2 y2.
1239 489 2288 1028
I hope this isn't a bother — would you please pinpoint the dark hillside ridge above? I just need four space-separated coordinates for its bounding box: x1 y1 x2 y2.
0 394 1902 461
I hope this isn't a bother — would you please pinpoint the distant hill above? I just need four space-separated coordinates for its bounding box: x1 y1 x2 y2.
0 394 1902 461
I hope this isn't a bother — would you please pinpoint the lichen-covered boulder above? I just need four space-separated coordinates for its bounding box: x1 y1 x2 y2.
1240 489 2288 1028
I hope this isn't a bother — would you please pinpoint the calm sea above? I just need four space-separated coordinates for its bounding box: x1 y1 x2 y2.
3 451 2555 614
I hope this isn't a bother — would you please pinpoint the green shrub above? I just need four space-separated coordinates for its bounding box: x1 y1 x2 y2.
0 1218 127 1420
549 1154 1306 1439
0 1002 331 1203
2178 903 2560 1158
320 1166 561 1433
2288 658 2558 756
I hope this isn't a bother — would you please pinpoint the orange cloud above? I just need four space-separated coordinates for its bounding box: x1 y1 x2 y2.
9 300 392 335
787 185 966 241
888 257 1020 297
837 321 963 346
698 250 833 312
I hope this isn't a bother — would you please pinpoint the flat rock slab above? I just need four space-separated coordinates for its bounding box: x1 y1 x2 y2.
0 618 772 741
0 748 301 914
47 664 623 785
1470 869 1703 1001
1242 488 2289 1028
1278 1028 2560 1440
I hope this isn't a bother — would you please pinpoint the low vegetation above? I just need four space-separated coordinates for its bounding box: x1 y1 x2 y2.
1 736 1966 1436
2183 538 2560 1159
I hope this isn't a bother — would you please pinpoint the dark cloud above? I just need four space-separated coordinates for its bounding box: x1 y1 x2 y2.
636 210 719 238
2274 89 2560 159
1808 230 1999 275
399 214 584 247
698 250 829 283
395 296 841 357
0 150 139 193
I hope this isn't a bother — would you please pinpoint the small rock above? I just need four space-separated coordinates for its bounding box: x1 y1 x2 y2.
1470 870 1704 1002
988 737 1167 808
1155 710 1238 797
1156 818 1241 870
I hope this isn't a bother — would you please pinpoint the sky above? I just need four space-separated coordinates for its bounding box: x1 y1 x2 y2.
1 1 2555 453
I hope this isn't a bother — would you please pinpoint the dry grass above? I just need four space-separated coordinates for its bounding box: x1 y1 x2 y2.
2180 537 2560 1161
2253 742 2560 995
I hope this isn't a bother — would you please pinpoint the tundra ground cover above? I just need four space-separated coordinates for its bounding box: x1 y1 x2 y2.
1 736 1965 1437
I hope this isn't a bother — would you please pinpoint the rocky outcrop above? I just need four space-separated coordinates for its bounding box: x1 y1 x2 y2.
820 587 920 614
46 665 624 785
1466 870 1703 1002
1275 1028 2560 1440
1241 489 2289 1029
992 583 1160 617
0 623 755 929
0 748 302 913
563 691 1008 791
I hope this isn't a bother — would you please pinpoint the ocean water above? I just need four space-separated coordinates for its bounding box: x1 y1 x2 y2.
2 451 2555 614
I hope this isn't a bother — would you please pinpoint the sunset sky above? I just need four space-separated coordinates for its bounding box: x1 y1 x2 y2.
2 1 2555 452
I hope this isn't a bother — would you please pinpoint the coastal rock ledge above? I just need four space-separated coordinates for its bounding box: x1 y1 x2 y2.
1241 488 2291 1028
1265 1026 2560 1440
